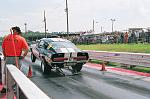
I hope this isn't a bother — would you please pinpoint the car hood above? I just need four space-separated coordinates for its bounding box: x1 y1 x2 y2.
54 47 81 53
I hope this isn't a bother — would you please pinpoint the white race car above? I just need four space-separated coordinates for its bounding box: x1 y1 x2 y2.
30 38 89 74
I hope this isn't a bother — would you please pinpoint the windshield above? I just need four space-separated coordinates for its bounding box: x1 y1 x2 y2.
48 41 81 52
52 42 76 49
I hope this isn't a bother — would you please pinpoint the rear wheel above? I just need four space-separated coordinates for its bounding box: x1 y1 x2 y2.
31 53 36 62
72 63 83 72
41 60 51 74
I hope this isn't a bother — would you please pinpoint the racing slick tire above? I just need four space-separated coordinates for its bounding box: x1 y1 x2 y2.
31 52 36 62
41 60 51 74
72 63 83 72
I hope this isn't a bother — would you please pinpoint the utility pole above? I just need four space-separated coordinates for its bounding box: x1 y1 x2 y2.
101 26 103 33
24 23 27 34
93 19 95 32
65 0 69 38
44 10 47 38
110 19 116 33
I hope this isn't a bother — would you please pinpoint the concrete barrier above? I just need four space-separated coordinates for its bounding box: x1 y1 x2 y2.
85 50 150 67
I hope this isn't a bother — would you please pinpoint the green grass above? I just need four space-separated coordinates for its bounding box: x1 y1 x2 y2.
89 59 102 64
89 60 119 67
89 59 150 73
77 43 150 53
127 67 150 73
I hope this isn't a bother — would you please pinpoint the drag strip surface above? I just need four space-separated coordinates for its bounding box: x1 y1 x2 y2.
20 55 150 99
1 47 150 99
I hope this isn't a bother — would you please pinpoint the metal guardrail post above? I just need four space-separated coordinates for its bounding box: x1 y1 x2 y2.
16 84 19 99
0 57 1 83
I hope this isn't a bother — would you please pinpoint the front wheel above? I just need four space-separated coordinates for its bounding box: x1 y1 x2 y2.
41 60 51 74
31 53 36 62
72 63 83 72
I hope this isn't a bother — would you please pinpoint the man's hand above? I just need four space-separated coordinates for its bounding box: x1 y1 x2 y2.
21 48 29 60
19 56 25 60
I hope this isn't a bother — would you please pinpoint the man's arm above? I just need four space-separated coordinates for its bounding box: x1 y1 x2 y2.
21 37 29 59
21 49 28 59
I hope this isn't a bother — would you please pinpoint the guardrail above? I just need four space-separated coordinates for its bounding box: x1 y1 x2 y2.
6 64 51 99
0 57 1 83
85 50 150 67
0 52 4 84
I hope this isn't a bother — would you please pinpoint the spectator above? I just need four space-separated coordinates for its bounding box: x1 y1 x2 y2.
1 26 29 95
124 32 129 43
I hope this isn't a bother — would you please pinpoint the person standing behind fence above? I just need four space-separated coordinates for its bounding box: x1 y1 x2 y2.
1 26 29 94
124 32 129 44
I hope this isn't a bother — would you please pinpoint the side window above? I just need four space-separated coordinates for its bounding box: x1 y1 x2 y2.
38 41 44 48
47 42 53 50
43 42 49 49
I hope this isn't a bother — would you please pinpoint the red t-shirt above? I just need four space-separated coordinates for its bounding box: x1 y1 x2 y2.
2 34 29 56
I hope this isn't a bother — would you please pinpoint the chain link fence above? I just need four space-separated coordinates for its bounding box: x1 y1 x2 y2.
70 32 150 44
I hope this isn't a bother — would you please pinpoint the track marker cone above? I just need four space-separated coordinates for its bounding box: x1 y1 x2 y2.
100 61 107 71
27 65 32 78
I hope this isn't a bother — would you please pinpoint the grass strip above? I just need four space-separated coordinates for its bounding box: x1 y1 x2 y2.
89 59 150 73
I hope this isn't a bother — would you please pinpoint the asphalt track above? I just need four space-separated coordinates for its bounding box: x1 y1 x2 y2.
20 55 150 99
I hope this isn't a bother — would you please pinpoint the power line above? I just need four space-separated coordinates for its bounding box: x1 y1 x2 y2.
46 0 66 14
28 22 44 30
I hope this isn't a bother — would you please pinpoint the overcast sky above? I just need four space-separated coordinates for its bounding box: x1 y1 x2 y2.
0 0 150 36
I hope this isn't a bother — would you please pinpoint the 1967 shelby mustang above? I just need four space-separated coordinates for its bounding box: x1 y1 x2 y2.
30 38 89 74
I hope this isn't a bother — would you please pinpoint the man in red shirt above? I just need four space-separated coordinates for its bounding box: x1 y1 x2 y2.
1 26 29 95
